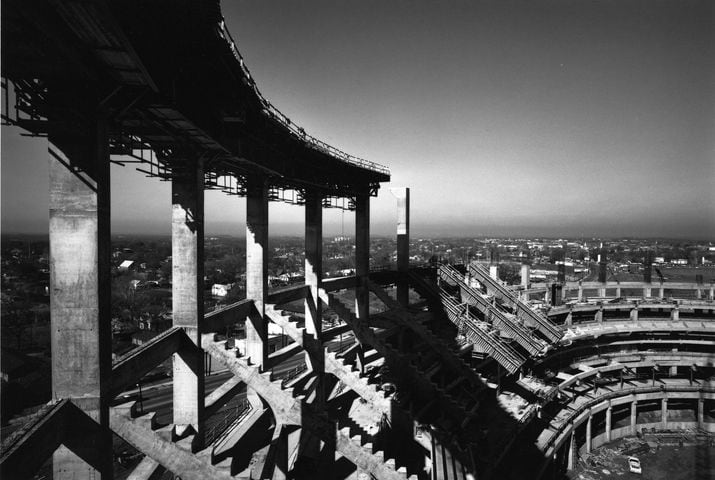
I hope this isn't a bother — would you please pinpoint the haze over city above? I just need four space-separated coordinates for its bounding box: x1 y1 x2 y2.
2 0 713 239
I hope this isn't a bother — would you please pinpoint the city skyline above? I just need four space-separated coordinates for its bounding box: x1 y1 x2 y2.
2 0 714 239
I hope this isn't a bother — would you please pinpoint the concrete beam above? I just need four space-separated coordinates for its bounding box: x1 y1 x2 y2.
1 400 112 480
172 160 206 440
111 327 193 398
0 402 67 479
202 299 253 333
204 375 244 418
322 275 358 292
265 341 303 370
267 284 310 305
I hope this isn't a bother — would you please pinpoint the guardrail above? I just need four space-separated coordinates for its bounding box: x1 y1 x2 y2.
215 19 390 177
204 397 251 448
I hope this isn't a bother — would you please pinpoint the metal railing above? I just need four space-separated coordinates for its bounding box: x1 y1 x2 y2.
279 364 309 387
215 19 390 177
204 397 251 447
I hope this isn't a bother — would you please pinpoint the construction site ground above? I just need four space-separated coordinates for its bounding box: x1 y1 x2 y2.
570 437 715 480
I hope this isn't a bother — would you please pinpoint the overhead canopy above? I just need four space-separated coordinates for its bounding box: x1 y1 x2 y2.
1 0 390 201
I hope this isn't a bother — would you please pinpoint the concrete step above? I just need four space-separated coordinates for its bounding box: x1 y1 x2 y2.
109 407 234 480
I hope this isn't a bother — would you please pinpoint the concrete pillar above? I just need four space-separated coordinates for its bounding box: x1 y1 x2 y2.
630 306 639 323
246 176 269 368
659 287 665 299
630 400 638 435
709 286 714 301
577 284 583 302
432 438 444 480
521 264 531 289
355 193 370 373
49 119 112 478
304 192 324 405
551 284 562 307
661 398 668 427
565 310 573 327
698 398 705 426
595 307 603 323
671 306 680 321
567 431 577 470
696 288 702 299
172 160 205 440
585 414 592 453
489 264 499 281
598 286 606 298
354 192 370 322
616 287 621 298
605 405 612 442
391 187 410 307
644 286 652 298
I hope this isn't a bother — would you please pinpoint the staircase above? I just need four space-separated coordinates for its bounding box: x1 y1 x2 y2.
324 289 487 471
205 333 417 480
468 263 562 343
440 290 526 375
325 349 392 414
110 403 236 480
439 264 546 356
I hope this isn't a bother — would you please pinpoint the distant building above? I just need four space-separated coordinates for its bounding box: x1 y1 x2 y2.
211 283 234 297
118 260 134 271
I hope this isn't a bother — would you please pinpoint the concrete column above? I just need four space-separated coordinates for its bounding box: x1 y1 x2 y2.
671 306 680 321
630 306 639 323
391 187 410 307
355 193 370 374
577 284 583 302
709 286 714 301
172 160 205 440
521 264 531 289
605 405 612 442
661 398 668 427
644 286 652 298
698 398 705 426
49 119 113 478
565 310 573 327
585 414 592 453
595 307 603 323
567 431 577 470
659 287 665 299
630 400 638 435
696 288 702 299
489 264 499 280
616 287 621 298
598 286 606 298
246 176 269 368
354 192 370 323
304 192 324 405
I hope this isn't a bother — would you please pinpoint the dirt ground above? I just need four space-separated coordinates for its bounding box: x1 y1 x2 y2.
570 438 715 480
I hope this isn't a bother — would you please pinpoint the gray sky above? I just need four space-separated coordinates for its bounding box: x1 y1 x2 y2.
2 0 714 239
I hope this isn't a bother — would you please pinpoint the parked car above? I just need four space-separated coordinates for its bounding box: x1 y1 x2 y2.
628 456 642 474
